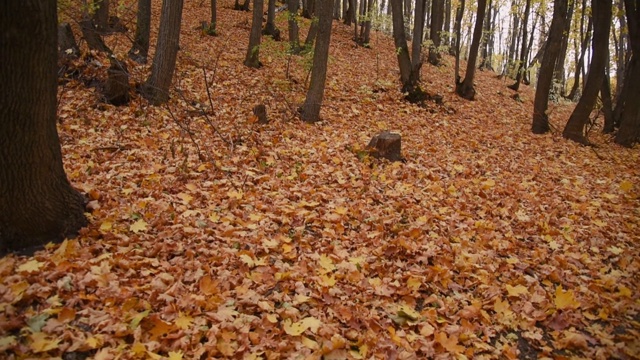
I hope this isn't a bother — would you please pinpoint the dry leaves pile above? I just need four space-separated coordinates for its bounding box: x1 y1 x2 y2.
1 1 639 359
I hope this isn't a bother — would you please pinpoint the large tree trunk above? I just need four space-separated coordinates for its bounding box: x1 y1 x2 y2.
141 0 183 105
553 0 574 92
129 0 151 63
456 0 486 100
411 0 427 70
245 0 264 67
0 1 87 253
264 0 280 40
93 0 110 32
453 0 466 82
563 0 611 144
614 0 640 147
300 0 335 122
531 0 568 134
428 0 444 65
390 0 421 96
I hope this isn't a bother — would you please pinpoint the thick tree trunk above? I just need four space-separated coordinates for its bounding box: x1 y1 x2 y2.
411 0 426 70
553 0 574 91
129 0 151 63
80 17 112 53
304 0 319 48
390 0 420 95
141 0 184 105
456 0 486 100
0 1 87 253
288 0 301 53
300 0 335 122
362 0 375 45
245 0 264 67
563 0 611 144
532 0 568 134
601 67 615 133
615 0 640 147
93 0 110 32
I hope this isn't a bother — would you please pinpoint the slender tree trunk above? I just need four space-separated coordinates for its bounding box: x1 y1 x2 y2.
390 0 421 96
141 0 184 105
615 0 640 146
444 0 452 49
208 0 218 34
428 0 444 65
362 0 375 45
265 0 281 39
129 0 151 63
411 0 426 70
94 0 110 32
602 65 615 133
532 0 568 133
245 0 264 68
301 0 335 122
453 0 466 82
289 0 301 53
567 1 592 100
456 0 486 100
563 0 611 144
553 0 574 92
304 0 319 48
508 0 530 91
0 0 87 253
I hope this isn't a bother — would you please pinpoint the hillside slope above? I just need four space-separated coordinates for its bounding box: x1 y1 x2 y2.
1 1 638 359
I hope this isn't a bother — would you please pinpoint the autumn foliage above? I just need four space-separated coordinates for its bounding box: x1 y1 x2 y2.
0 1 639 359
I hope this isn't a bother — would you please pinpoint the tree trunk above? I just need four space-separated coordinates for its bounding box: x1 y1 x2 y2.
614 0 640 147
80 16 111 53
245 0 264 67
601 66 615 133
129 0 151 63
362 0 375 45
93 0 110 32
304 0 319 48
411 0 427 70
141 0 184 105
508 0 530 91
288 0 301 53
264 0 280 40
532 0 568 133
553 0 574 92
0 0 87 254
300 0 335 122
563 0 611 144
428 0 444 65
456 0 486 100
567 2 592 100
453 0 466 82
390 0 421 97
444 0 452 48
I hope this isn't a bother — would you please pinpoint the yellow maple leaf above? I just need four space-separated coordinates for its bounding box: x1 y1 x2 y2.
319 274 337 287
168 351 184 360
619 180 633 192
227 189 243 199
0 336 17 351
397 304 420 321
283 317 321 336
481 178 496 189
129 219 148 233
175 314 193 330
177 192 193 204
18 260 44 273
555 285 580 310
435 331 465 353
301 336 319 350
406 276 422 291
99 221 113 232
506 284 529 297
29 332 59 353
319 255 336 273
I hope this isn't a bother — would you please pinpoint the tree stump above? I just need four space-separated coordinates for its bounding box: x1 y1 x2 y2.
253 104 268 124
57 23 79 59
79 18 112 53
104 58 130 105
367 131 402 161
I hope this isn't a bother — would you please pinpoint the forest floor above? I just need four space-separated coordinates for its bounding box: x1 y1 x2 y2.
1 1 639 359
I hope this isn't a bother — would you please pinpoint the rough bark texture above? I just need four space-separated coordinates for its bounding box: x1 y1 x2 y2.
532 0 568 134
563 0 611 144
58 23 80 60
453 0 466 82
142 0 183 105
567 3 592 101
245 0 264 68
456 0 486 100
390 0 422 98
601 68 615 133
411 0 426 70
615 0 640 147
93 0 110 32
129 0 151 63
80 18 112 53
104 58 130 106
367 132 402 161
300 0 334 122
0 1 87 253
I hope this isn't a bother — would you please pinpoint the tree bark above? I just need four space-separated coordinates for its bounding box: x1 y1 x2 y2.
300 0 335 122
453 0 466 83
141 0 184 105
129 0 151 63
390 0 421 96
532 0 568 134
614 0 640 146
428 0 444 65
93 0 110 32
245 0 264 68
288 0 301 53
264 0 280 40
456 0 486 100
566 0 592 100
508 0 530 91
411 0 427 70
0 1 87 253
562 0 611 144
